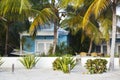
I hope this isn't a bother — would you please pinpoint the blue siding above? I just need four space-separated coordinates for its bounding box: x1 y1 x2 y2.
23 36 54 52
58 35 68 45
23 36 35 52
116 38 120 42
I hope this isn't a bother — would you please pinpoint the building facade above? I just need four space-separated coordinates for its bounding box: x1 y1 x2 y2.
20 23 68 55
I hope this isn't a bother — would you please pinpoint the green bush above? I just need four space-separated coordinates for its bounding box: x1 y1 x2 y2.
48 42 74 56
53 58 61 70
0 57 4 66
19 55 39 69
52 56 76 73
85 59 107 74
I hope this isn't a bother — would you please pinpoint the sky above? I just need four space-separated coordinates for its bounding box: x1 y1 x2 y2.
116 7 120 27
117 7 120 16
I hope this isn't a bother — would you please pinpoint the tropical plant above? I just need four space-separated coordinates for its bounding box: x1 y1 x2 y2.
49 42 74 56
61 12 101 55
52 58 61 70
0 0 31 56
52 55 76 73
0 0 55 56
85 59 108 74
60 0 120 71
19 55 39 69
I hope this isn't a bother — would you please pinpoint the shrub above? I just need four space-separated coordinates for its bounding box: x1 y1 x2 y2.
85 59 107 74
0 57 4 66
53 58 61 70
19 55 39 69
48 42 74 56
52 56 76 73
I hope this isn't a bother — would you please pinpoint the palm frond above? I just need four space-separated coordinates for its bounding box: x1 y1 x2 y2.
83 0 111 28
0 0 31 16
59 0 84 9
82 1 95 28
99 18 112 41
29 8 56 35
94 0 111 18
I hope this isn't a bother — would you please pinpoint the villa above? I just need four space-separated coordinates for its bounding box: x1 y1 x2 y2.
19 23 69 55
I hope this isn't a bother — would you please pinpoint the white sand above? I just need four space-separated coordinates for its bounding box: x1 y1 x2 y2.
0 65 120 80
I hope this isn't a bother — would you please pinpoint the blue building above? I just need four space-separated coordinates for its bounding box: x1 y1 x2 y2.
20 23 68 55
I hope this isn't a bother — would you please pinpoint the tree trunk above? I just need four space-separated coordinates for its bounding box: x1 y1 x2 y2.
52 1 59 54
5 26 8 56
106 40 110 56
52 22 58 54
88 39 93 55
109 0 117 71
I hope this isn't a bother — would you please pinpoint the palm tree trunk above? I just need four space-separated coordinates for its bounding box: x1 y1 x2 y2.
51 0 59 54
109 0 117 71
52 22 58 54
106 40 110 56
88 39 93 55
5 26 8 56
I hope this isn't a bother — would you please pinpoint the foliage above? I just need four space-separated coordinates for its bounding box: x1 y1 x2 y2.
0 57 4 66
49 42 74 56
85 59 107 74
52 55 76 73
19 55 39 69
53 58 61 70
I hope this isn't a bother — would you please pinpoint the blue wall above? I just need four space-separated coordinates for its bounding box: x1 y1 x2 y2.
58 35 68 45
23 36 54 52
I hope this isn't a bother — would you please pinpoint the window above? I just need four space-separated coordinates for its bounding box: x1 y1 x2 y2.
103 45 107 54
35 40 53 54
118 46 120 54
96 46 101 53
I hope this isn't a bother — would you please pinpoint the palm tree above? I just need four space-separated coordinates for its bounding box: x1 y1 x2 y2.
98 17 112 55
0 0 55 56
60 0 120 71
29 0 64 54
61 12 101 55
0 0 31 56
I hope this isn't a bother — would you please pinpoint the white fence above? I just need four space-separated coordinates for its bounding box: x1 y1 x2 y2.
0 57 120 69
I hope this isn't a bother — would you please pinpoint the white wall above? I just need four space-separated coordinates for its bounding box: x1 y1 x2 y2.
1 57 57 69
0 57 120 69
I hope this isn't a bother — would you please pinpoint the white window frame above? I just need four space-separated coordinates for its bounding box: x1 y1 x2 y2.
35 40 53 54
101 44 107 53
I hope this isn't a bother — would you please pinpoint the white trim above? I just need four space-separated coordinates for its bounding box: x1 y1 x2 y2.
19 33 23 55
35 40 53 54
101 44 107 53
22 31 54 36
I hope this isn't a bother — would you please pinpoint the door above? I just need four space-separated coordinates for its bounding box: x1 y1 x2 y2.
35 40 53 55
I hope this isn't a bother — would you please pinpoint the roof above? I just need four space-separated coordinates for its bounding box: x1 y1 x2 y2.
21 28 69 36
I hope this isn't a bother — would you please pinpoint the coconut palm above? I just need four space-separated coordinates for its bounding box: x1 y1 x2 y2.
82 0 120 71
61 12 101 55
0 0 55 56
60 0 120 71
0 0 31 56
29 0 65 54
98 17 112 55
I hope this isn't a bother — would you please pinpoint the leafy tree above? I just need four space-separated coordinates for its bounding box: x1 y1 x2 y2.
60 0 120 70
0 0 31 56
61 6 101 55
